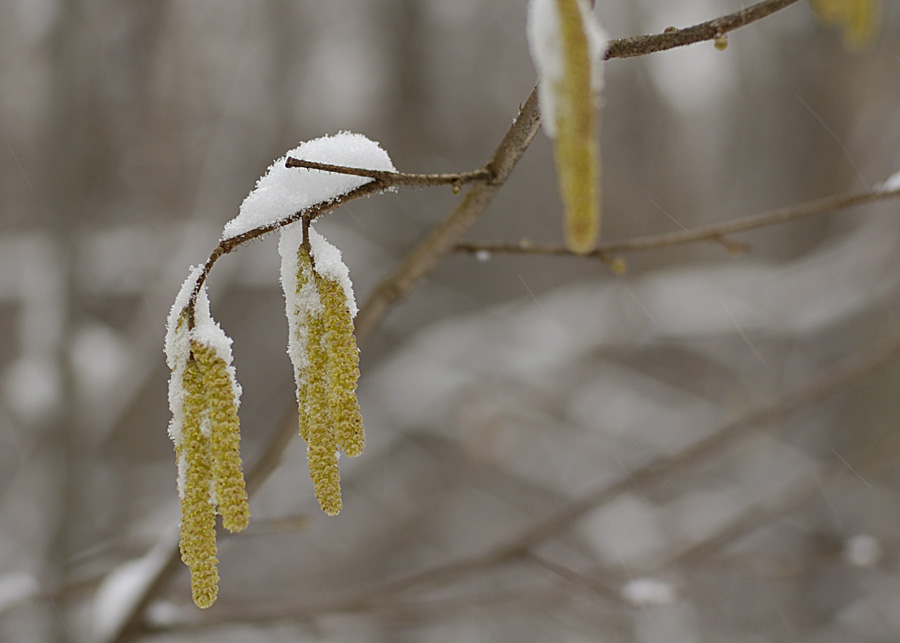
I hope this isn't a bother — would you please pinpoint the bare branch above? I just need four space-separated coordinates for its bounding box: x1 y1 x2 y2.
455 187 900 262
284 157 490 189
354 86 543 344
315 331 900 611
120 0 812 637
604 0 803 60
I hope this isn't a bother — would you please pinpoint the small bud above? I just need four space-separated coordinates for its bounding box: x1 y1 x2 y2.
452 182 462 195
607 256 627 276
713 32 728 50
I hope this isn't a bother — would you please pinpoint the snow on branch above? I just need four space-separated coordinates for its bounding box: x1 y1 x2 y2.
222 132 395 240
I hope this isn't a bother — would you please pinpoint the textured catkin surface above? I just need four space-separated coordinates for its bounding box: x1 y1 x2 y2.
318 276 365 458
178 355 219 609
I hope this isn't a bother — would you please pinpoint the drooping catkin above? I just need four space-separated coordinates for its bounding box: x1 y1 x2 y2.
178 354 219 609
554 0 600 254
280 226 367 516
317 276 365 458
192 341 250 533
303 307 342 515
293 247 315 443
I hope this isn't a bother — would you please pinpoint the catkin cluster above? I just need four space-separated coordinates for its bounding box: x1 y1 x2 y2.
169 316 250 608
290 244 365 516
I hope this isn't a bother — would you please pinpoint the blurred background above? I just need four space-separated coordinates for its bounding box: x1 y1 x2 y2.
2 0 900 641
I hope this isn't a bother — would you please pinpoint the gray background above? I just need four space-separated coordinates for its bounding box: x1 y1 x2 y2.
2 0 900 641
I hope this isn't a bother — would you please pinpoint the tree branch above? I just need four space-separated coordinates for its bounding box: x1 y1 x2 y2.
284 158 490 189
354 86 543 344
604 0 803 60
455 187 900 262
142 329 900 633
113 0 810 638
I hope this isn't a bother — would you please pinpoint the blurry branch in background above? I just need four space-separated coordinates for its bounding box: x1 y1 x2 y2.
456 186 900 267
145 321 900 633
103 0 823 639
355 0 805 342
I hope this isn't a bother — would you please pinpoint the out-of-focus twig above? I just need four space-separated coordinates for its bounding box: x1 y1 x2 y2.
108 0 811 637
320 330 900 612
456 187 900 262
142 329 900 634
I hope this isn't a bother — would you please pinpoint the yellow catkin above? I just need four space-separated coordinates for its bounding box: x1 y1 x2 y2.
810 0 879 49
317 276 365 458
179 356 219 609
554 0 600 255
192 341 250 533
304 303 342 515
294 247 314 442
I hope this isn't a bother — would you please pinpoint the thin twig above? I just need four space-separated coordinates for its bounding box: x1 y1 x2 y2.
604 0 803 60
113 0 807 638
354 86 542 344
184 181 385 327
308 331 900 611
142 329 900 634
284 158 491 189
455 187 900 261
522 551 625 605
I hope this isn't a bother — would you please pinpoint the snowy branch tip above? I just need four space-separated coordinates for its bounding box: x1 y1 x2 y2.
222 132 395 240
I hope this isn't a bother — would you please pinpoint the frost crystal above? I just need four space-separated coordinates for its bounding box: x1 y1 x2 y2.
222 132 396 240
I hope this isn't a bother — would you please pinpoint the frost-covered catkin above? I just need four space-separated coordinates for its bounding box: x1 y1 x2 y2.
192 341 250 532
318 276 365 458
292 246 316 442
165 275 249 609
178 354 219 609
279 225 366 515
303 309 343 515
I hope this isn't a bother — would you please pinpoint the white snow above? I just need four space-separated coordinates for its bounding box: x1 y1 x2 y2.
0 572 39 615
843 533 882 568
278 222 320 397
309 227 358 317
192 287 241 407
621 577 679 607
222 132 395 240
93 532 177 642
278 224 359 403
527 0 607 138
164 266 202 371
1 355 61 423
164 268 200 465
880 168 900 193
164 267 241 498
